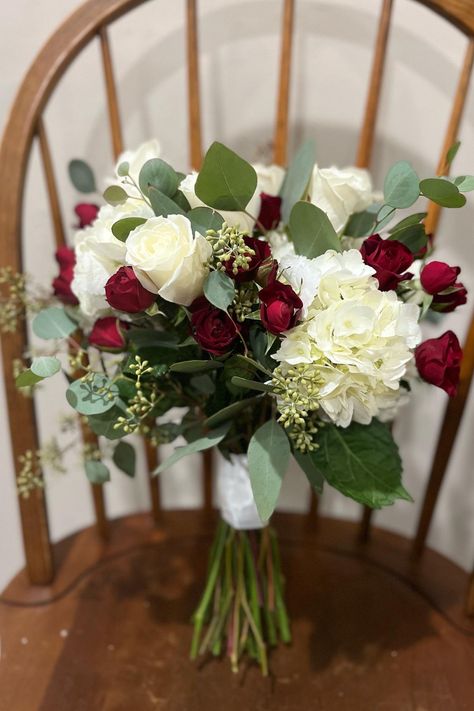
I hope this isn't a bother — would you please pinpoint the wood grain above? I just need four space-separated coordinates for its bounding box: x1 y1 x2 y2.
99 26 124 159
37 118 66 249
273 0 295 166
186 0 203 170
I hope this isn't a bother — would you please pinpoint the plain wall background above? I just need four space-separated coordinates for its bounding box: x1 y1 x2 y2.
1 0 473 592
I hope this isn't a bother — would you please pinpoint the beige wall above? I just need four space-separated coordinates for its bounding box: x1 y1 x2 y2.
1 0 473 590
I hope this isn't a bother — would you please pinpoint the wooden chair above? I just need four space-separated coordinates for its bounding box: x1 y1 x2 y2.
1 0 473 707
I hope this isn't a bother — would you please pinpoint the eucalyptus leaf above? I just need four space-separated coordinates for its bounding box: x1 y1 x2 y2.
149 186 187 217
138 158 180 198
289 201 341 258
203 270 235 312
113 441 136 477
116 161 129 177
205 395 262 429
194 142 257 211
453 175 474 192
103 185 128 206
383 161 420 209
154 423 230 475
419 178 466 208
230 376 273 393
16 369 43 388
248 419 290 521
68 159 96 193
32 307 77 340
190 374 215 395
344 205 379 238
87 405 128 440
388 212 427 233
445 140 460 166
30 356 61 378
188 206 224 235
279 139 316 224
111 217 147 242
388 223 427 254
85 459 110 484
170 360 224 374
66 373 119 416
374 204 396 230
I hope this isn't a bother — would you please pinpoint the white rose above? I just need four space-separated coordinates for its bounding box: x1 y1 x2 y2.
125 214 212 306
115 138 162 185
310 165 376 234
179 163 285 233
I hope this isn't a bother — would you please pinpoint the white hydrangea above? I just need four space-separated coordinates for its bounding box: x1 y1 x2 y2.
274 249 421 427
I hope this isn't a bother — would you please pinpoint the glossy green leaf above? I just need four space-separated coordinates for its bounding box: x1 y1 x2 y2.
419 178 466 208
289 201 341 257
32 307 77 340
383 161 420 208
170 360 224 374
138 158 180 198
279 139 316 224
68 159 96 193
194 142 257 211
203 270 235 312
30 356 61 378
248 419 290 521
111 217 147 242
154 423 230 475
85 459 110 484
103 185 128 206
113 441 136 477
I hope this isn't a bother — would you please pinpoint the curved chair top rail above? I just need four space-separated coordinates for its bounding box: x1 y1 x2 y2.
0 0 473 590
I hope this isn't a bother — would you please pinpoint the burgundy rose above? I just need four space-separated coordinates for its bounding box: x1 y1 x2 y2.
259 281 303 334
74 203 99 228
420 260 467 312
89 317 128 351
225 236 271 283
190 297 239 355
105 266 156 313
52 246 78 305
360 234 414 291
257 193 282 231
415 330 462 397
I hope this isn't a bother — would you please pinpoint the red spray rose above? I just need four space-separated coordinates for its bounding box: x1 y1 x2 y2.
74 203 99 228
190 297 239 355
89 317 129 351
415 330 462 397
52 246 78 305
420 261 467 312
256 193 282 231
105 267 155 313
360 234 414 291
225 236 271 283
259 281 303 334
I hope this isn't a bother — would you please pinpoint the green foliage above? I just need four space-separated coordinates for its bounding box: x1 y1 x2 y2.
279 139 316 224
310 420 411 508
388 212 427 233
445 140 460 166
148 186 187 217
170 360 224 374
138 158 180 198
289 201 341 257
203 270 235 312
116 161 129 177
113 441 136 477
85 459 110 484
68 159 96 193
32 307 76 340
247 419 290 521
103 185 128 206
87 406 129 440
66 374 119 416
453 175 474 192
111 217 147 242
188 207 224 235
205 395 262 429
30 356 61 379
419 178 466 208
293 451 324 494
383 161 420 209
154 423 230 475
194 142 257 211
388 222 427 254
16 369 43 388
344 204 380 238
230 376 273 393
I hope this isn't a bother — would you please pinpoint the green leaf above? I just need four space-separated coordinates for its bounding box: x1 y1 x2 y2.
87 406 128 440
32 307 76 340
230 376 273 393
375 204 396 230
194 141 257 211
113 441 136 477
289 201 341 257
138 158 180 198
170 360 224 374
85 459 110 484
111 217 147 242
116 161 129 177
16 369 43 388
344 205 379 238
445 140 460 166
205 395 262 429
103 185 128 206
188 206 224 236
453 175 474 192
68 159 96 193
419 178 466 208
148 186 187 217
203 270 235 312
383 161 420 208
279 139 316 224
388 223 427 254
248 419 290 521
311 420 411 508
172 189 191 212
190 374 215 395
66 373 119 416
388 212 427 233
30 356 61 378
154 423 230 475
293 451 324 494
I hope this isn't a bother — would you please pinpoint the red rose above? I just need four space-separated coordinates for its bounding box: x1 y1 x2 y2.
225 236 271 283
52 246 78 305
257 193 282 231
74 203 99 228
420 261 467 312
360 234 414 291
89 317 128 351
415 330 462 396
190 297 239 355
259 280 303 334
105 267 155 313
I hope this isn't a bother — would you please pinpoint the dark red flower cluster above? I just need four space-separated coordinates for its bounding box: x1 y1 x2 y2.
190 297 240 356
105 267 156 313
256 193 282 231
360 234 414 291
259 280 303 334
74 203 99 228
224 236 271 283
420 261 467 312
89 317 129 351
52 246 78 305
415 330 462 397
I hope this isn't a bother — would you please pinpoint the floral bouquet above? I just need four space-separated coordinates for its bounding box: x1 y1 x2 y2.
5 137 471 675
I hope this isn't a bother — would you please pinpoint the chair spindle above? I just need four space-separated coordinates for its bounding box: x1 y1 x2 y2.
99 26 124 160
273 0 295 166
467 567 474 616
186 0 203 170
37 118 66 249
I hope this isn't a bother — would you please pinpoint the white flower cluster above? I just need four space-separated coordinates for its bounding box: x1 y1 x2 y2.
274 250 421 427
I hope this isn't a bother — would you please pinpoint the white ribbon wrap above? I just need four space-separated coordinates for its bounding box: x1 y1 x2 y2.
217 453 265 530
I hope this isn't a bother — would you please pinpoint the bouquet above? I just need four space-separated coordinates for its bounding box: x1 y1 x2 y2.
4 137 471 675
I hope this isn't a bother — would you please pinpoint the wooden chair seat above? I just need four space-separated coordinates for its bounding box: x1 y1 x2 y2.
1 511 473 710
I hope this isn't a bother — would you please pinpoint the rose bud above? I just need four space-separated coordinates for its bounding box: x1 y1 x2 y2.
105 266 156 313
255 258 278 287
415 330 462 397
360 234 414 291
190 297 239 355
259 281 303 334
225 236 271 283
88 317 129 351
420 260 467 312
74 203 99 228
52 246 79 305
256 193 282 231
